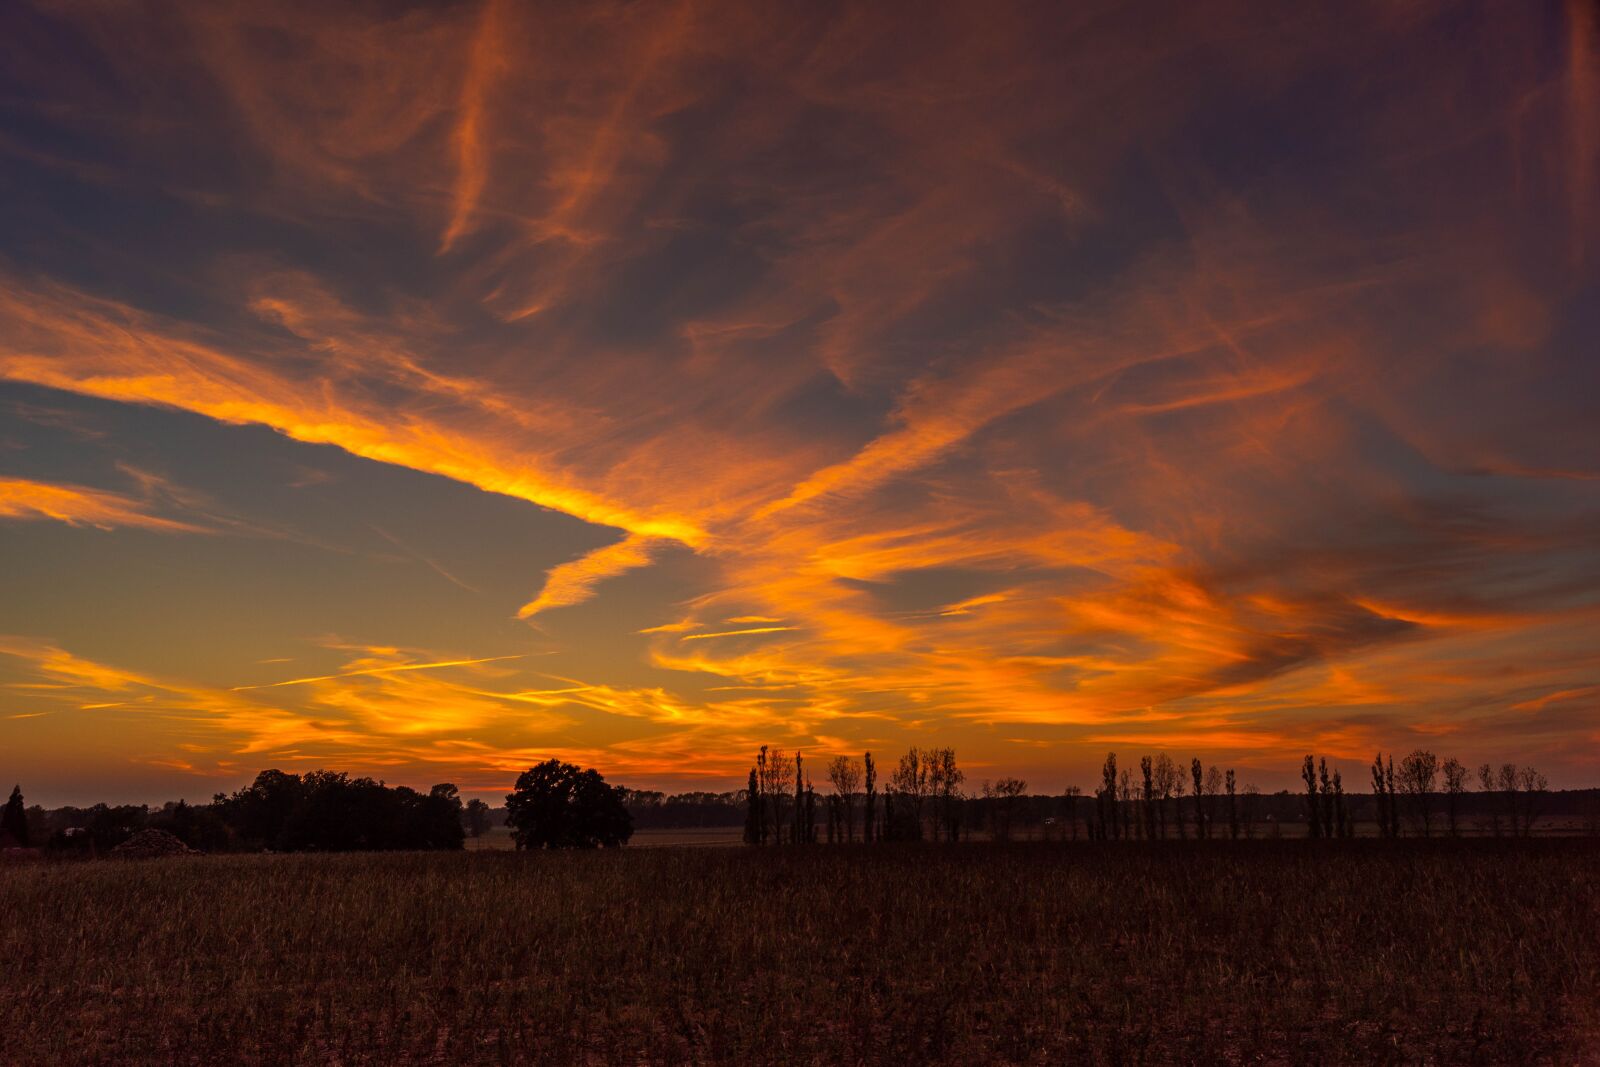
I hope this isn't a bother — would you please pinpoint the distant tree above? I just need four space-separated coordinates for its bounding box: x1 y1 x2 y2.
1225 769 1238 839
826 756 863 842
1241 783 1262 838
794 751 805 845
1371 753 1399 839
757 747 795 844
1497 763 1520 838
932 749 964 843
1 785 29 848
1515 765 1548 837
881 789 899 841
1098 753 1118 840
1062 785 1082 840
1204 765 1224 839
803 777 818 844
1331 769 1349 838
426 784 466 850
151 799 231 852
863 752 876 843
892 748 934 840
985 777 1027 842
1317 760 1335 838
1117 766 1134 840
1441 758 1468 837
465 798 492 839
505 760 632 849
1399 750 1439 837
1172 771 1188 839
1152 755 1180 839
1384 756 1400 838
743 766 763 845
1301 756 1322 839
1140 757 1157 840
218 769 305 849
1476 763 1500 836
1189 759 1206 839
84 803 147 851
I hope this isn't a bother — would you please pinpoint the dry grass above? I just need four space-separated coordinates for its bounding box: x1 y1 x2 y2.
4 839 1598 1065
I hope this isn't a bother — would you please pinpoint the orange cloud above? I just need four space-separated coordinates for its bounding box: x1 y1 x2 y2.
0 476 205 534
2 0 1596 794
517 534 661 618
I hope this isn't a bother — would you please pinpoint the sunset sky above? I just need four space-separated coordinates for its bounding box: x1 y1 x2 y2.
2 1 1596 804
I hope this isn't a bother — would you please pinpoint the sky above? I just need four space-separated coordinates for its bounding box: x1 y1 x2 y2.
1 0 1596 805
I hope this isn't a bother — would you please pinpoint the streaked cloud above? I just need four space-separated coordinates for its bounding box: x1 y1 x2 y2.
518 534 661 618
0 0 1596 797
0 476 206 533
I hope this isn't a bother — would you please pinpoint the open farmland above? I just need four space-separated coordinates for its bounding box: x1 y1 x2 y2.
4 840 1598 1065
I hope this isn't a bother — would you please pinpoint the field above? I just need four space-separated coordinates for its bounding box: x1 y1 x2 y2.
4 840 1598 1065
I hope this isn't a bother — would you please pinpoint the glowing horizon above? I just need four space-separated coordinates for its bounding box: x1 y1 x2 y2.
1 0 1597 805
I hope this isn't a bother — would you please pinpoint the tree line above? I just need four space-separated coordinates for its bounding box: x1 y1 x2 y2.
2 748 1587 857
736 746 1578 844
3 759 631 855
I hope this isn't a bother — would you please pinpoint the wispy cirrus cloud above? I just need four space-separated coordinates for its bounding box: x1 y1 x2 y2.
0 476 206 533
1 0 1597 794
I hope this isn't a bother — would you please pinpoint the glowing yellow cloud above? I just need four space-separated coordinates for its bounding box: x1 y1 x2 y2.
517 534 660 618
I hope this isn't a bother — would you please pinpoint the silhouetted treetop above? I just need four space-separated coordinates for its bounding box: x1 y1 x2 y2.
506 759 633 850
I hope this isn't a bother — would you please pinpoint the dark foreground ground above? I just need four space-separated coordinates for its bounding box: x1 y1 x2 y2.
3 840 1597 1065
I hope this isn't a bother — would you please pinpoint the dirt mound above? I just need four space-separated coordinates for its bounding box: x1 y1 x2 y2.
111 829 202 858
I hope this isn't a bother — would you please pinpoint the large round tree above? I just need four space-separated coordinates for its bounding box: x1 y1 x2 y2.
505 760 633 849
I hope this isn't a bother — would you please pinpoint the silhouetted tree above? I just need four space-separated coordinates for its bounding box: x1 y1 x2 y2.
1172 771 1187 839
505 760 632 849
1098 753 1118 840
465 798 492 839
827 756 862 842
1152 754 1180 838
1062 785 1082 840
932 748 964 842
1331 769 1349 838
1384 755 1400 838
1225 769 1239 840
1118 766 1134 840
863 752 876 843
1514 765 1548 837
1441 757 1468 837
985 777 1027 842
1497 763 1520 837
1140 757 1157 840
1317 759 1335 839
803 777 818 843
743 766 763 845
1 785 29 848
426 784 466 850
794 751 805 845
1204 765 1224 839
757 746 794 844
218 769 305 849
151 799 231 852
1190 759 1207 839
892 748 934 840
259 772 464 852
1476 763 1501 836
1301 755 1322 839
1399 749 1439 837
1241 783 1262 838
83 803 147 851
1370 753 1398 839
